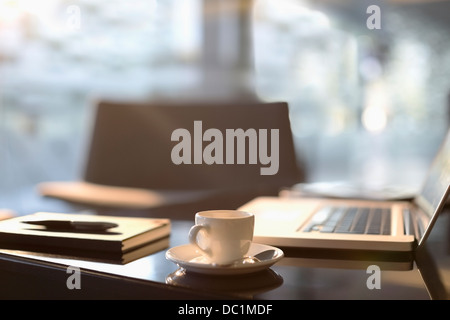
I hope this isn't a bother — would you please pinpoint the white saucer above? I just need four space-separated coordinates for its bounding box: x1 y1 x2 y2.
165 243 284 275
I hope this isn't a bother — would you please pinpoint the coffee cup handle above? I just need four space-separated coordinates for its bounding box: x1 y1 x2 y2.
188 224 212 256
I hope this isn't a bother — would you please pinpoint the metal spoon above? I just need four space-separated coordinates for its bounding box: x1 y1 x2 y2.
213 249 276 267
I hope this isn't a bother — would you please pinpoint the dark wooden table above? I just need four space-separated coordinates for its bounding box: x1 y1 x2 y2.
1 208 449 300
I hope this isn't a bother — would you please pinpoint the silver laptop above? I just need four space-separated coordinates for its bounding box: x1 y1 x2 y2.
239 130 450 252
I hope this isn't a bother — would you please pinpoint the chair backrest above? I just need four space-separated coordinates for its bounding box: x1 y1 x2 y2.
83 100 303 191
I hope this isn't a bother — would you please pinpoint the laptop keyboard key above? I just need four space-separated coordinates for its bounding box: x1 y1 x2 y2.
320 207 346 233
382 209 391 235
366 209 383 234
301 206 334 232
351 208 370 234
334 208 357 233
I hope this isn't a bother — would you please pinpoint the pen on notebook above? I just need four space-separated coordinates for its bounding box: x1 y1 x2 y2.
23 220 118 231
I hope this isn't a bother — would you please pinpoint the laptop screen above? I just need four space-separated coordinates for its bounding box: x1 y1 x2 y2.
417 130 450 214
415 130 450 244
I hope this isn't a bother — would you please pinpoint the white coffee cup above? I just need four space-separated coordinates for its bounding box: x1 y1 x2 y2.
188 210 254 265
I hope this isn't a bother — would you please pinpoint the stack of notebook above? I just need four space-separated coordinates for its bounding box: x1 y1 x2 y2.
0 212 171 264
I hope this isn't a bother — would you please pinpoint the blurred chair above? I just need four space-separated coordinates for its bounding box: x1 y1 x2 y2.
38 100 304 218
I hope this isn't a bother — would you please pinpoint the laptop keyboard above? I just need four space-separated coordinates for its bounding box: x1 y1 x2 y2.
302 206 391 235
